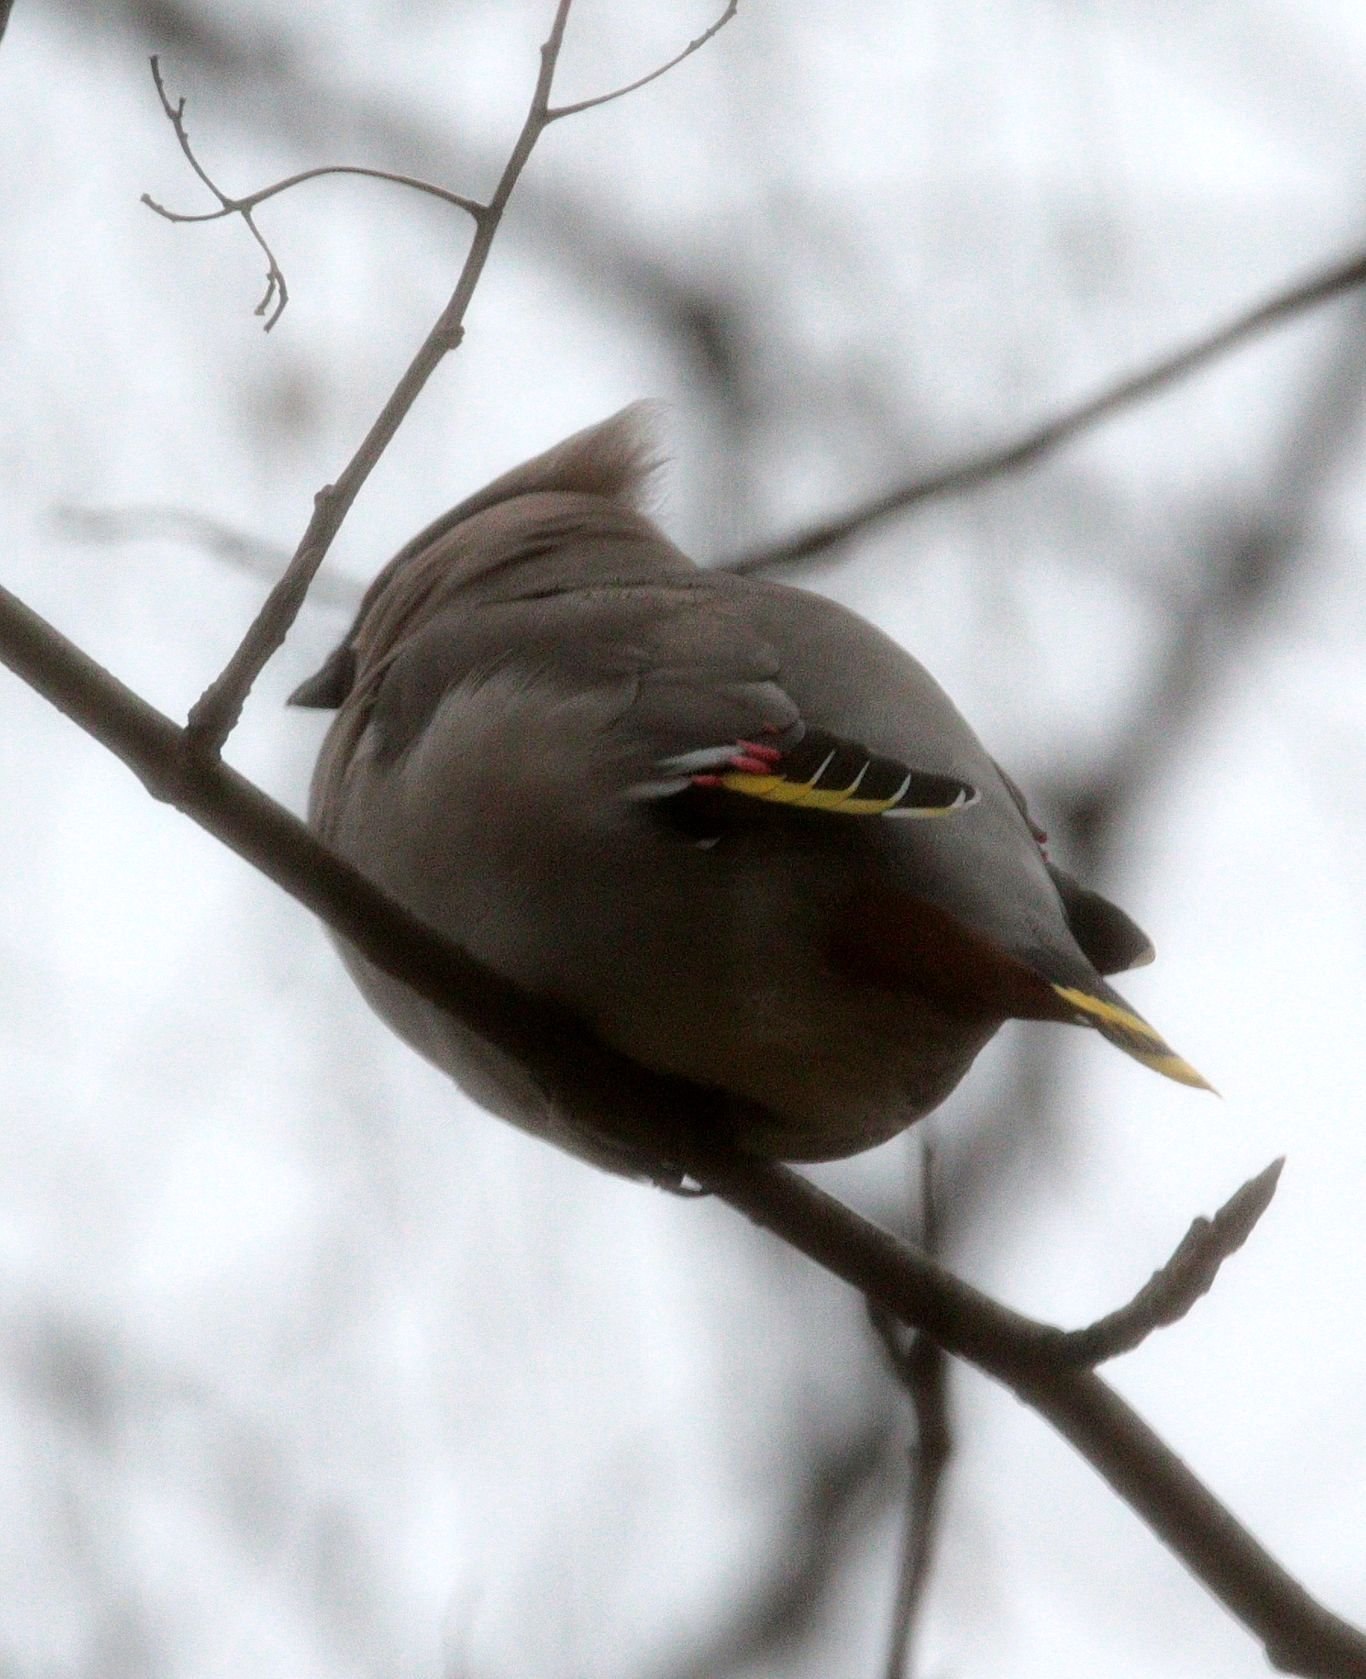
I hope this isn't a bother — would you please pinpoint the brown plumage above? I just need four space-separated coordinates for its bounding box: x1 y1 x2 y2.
293 406 1208 1174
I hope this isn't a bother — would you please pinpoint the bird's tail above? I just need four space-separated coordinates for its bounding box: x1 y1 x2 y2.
1051 981 1213 1091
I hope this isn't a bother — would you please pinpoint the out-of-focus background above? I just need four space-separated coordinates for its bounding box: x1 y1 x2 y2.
3 3 1365 1675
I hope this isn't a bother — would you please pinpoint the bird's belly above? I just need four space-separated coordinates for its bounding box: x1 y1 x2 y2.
506 833 1001 1160
592 958 998 1160
319 726 999 1166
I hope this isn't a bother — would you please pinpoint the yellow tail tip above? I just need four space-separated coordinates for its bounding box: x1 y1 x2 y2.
1130 1047 1218 1094
1051 984 1216 1094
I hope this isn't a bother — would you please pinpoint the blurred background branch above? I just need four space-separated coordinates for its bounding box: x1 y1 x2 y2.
729 247 1366 574
871 1147 954 1679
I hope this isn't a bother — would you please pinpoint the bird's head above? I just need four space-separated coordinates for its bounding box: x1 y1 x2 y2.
289 403 673 710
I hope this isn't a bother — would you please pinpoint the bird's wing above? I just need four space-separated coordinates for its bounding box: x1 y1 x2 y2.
617 598 979 819
333 567 1205 1092
990 759 1156 976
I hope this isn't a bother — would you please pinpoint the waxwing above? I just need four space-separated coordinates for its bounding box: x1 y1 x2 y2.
292 406 1207 1175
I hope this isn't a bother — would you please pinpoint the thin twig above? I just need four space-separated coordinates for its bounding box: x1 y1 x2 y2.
874 1145 953 1679
546 1 739 121
726 245 1366 574
179 0 576 755
179 0 738 759
0 580 1361 1677
144 162 483 228
882 1330 949 1679
1053 1159 1284 1367
53 505 357 610
118 0 824 477
144 57 290 329
1056 297 1366 877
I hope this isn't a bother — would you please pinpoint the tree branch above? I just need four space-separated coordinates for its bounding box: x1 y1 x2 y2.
872 1145 953 1679
726 245 1366 574
143 56 291 329
145 159 484 231
170 0 739 760
142 62 485 324
176 0 575 754
1056 299 1366 878
1055 1159 1284 1368
546 1 739 122
0 578 1361 1676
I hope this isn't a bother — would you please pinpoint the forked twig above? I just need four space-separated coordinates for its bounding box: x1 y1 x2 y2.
146 158 484 229
143 56 291 329
143 61 483 329
168 0 739 757
142 5 740 320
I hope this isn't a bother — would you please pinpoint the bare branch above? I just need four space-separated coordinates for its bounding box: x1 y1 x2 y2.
113 0 822 492
882 1332 949 1679
143 56 290 329
143 66 481 322
1054 1159 1284 1368
699 1150 1366 1679
175 0 739 759
547 1 739 121
726 245 1366 574
144 161 484 227
1056 299 1366 879
179 0 579 757
0 579 1362 1677
872 1145 953 1679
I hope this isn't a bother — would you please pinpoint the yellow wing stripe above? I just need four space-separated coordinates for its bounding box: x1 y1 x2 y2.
715 771 963 816
1052 984 1213 1091
718 772 799 801
716 769 908 813
813 791 904 814
691 729 979 818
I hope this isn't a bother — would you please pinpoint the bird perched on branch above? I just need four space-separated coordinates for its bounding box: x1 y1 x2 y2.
293 406 1207 1175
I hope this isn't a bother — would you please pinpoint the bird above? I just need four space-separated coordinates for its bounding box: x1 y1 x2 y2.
292 404 1208 1176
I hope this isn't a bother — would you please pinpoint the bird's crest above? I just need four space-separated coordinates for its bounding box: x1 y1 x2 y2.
448 402 664 525
290 405 665 709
